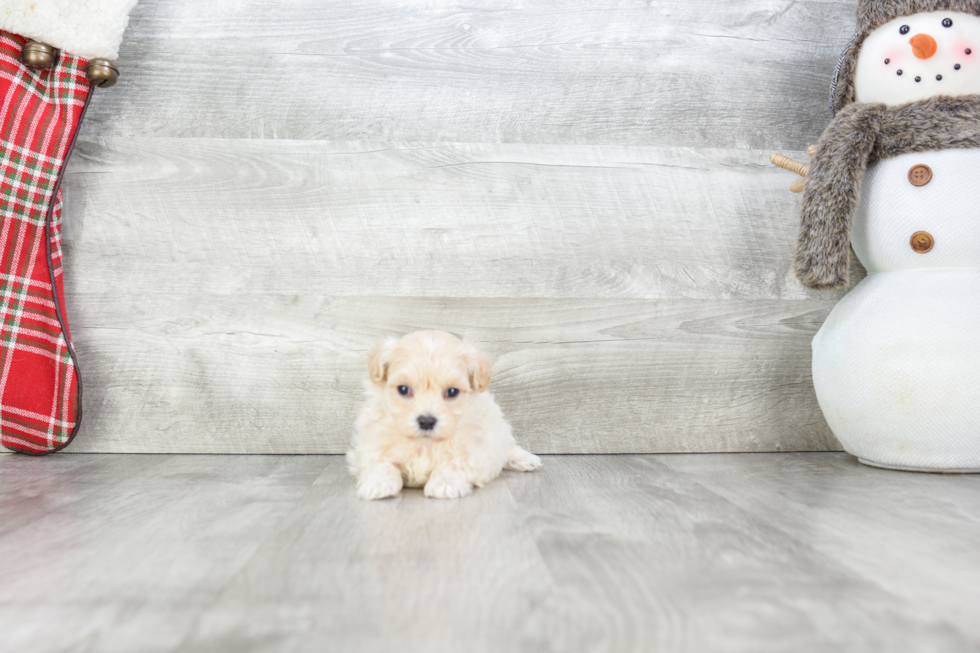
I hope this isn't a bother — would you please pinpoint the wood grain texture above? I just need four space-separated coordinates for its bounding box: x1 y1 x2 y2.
66 295 841 454
660 454 980 642
84 0 853 149
2 453 979 652
60 140 857 455
52 1 867 453
64 139 852 300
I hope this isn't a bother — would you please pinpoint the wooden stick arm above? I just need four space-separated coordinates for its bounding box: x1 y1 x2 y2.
769 153 809 177
770 146 814 193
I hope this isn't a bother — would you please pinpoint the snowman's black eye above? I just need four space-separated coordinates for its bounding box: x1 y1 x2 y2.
884 58 891 64
900 25 910 34
955 63 962 70
943 18 953 28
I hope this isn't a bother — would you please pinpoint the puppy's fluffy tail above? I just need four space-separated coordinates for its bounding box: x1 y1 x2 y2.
345 449 361 476
505 446 542 472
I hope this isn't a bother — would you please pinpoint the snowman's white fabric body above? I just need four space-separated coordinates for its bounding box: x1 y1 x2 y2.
814 150 980 470
808 9 980 470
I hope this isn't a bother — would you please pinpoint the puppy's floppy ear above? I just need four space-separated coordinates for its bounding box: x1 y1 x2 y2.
462 341 493 393
367 337 398 384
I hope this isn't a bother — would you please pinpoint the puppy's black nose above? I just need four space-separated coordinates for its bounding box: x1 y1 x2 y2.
417 415 437 431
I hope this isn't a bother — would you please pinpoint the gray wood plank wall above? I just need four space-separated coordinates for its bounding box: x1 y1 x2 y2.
61 0 862 454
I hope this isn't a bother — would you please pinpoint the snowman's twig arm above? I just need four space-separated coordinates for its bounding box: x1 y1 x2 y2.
770 153 810 178
769 153 809 193
795 103 883 290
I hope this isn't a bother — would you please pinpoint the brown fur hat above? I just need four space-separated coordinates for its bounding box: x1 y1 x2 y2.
831 0 980 113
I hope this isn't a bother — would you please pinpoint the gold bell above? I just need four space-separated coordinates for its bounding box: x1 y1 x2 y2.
85 59 120 88
22 41 58 70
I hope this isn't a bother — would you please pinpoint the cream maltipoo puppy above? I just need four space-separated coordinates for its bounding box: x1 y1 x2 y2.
347 330 541 500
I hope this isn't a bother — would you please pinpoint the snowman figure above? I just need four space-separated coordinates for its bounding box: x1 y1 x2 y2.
793 0 980 471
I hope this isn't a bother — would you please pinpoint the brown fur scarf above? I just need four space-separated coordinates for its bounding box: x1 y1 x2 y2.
795 94 980 289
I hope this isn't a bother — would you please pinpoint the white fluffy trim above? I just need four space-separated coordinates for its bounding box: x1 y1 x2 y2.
0 0 138 60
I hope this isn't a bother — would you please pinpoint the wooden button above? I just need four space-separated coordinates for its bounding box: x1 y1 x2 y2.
910 231 934 253
908 164 932 186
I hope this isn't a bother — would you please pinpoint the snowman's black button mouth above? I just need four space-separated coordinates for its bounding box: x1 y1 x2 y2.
915 76 922 82
897 69 904 75
955 64 962 70
937 74 943 80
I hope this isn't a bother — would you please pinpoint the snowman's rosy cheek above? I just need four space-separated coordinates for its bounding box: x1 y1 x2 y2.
884 50 902 64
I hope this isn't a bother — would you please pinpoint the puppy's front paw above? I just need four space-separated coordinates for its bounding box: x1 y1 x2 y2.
357 479 401 500
505 446 542 472
356 464 403 500
424 470 473 500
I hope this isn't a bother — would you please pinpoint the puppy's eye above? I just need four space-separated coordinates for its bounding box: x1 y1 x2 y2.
444 388 459 399
397 385 410 396
943 18 953 28
900 25 910 34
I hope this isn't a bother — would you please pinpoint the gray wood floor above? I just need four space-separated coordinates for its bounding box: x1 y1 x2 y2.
58 0 861 453
2 452 978 652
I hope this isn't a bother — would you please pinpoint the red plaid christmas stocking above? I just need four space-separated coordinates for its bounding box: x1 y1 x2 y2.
0 34 95 454
1 2 136 454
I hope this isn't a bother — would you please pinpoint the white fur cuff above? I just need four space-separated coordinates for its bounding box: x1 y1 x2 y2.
0 0 139 60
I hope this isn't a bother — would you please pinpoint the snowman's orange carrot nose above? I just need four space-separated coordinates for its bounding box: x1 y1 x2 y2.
911 33 937 59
